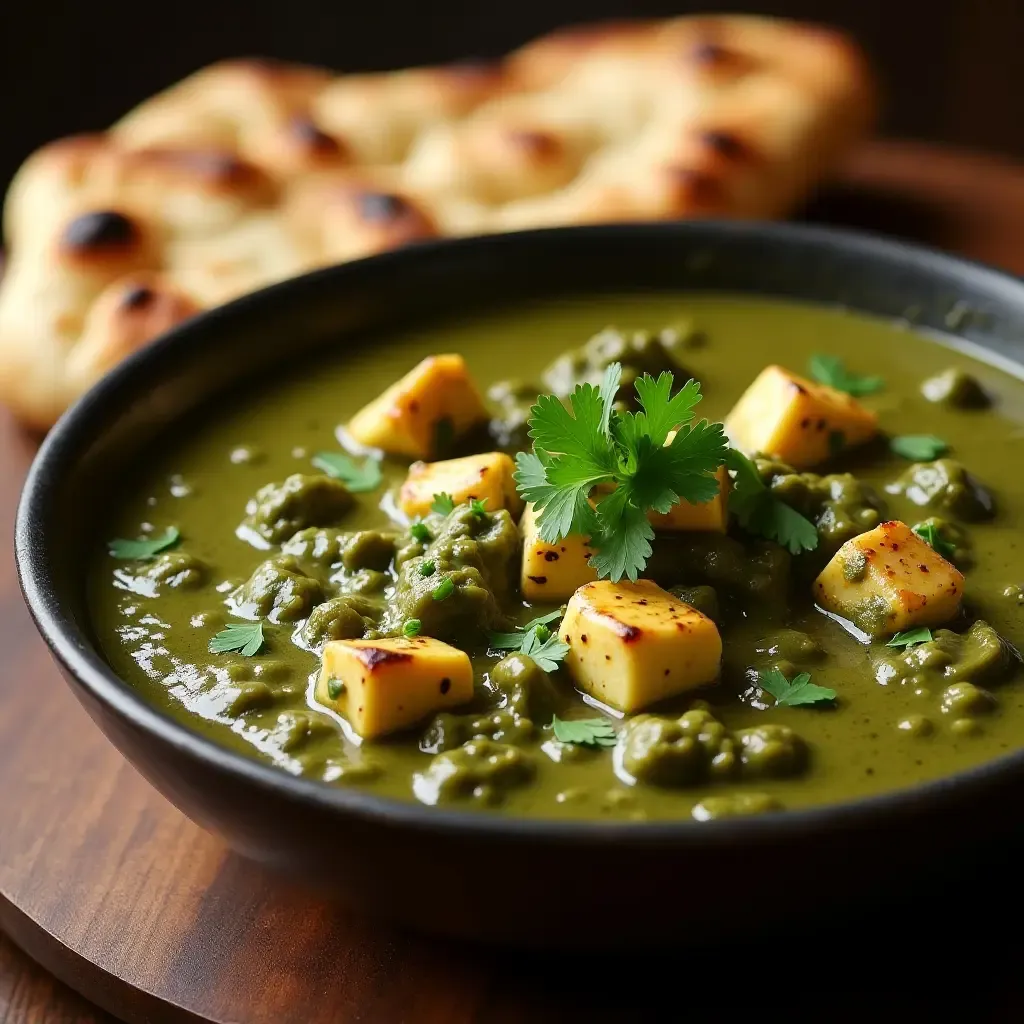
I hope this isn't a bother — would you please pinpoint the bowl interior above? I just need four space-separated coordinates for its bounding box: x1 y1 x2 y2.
18 220 1024 835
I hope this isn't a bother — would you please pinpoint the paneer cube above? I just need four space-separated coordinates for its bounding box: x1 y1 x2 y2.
649 464 730 533
315 636 473 739
725 365 878 469
813 520 964 638
520 502 598 602
561 579 722 712
347 354 488 460
399 452 523 519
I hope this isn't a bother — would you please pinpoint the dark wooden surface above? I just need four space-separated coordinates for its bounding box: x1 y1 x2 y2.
3 140 1024 1023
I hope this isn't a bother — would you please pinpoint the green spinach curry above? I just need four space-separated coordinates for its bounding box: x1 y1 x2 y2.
88 295 1024 822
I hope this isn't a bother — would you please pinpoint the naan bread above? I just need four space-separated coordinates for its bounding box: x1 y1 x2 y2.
0 15 875 427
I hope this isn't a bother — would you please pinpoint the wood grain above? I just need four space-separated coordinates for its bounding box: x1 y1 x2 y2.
3 141 1024 1023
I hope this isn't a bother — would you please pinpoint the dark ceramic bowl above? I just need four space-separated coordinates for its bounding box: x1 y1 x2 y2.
15 223 1024 948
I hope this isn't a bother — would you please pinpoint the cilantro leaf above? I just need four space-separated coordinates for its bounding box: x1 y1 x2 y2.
486 610 564 652
519 625 570 672
890 434 949 461
759 668 836 707
469 498 489 518
514 363 727 581
912 521 957 560
551 715 617 748
108 526 181 561
409 520 431 543
886 627 933 648
311 451 382 492
431 493 456 516
809 354 884 396
402 618 422 637
725 449 819 555
209 621 264 657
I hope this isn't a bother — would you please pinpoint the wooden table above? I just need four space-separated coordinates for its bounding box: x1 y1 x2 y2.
3 140 1024 1024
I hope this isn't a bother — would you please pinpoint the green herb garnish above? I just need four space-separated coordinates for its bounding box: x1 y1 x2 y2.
486 609 565 652
551 715 617 748
809 354 884 396
886 627 934 648
311 451 382 492
107 526 181 561
431 493 456 516
890 434 949 461
409 521 431 543
209 621 264 657
469 498 489 518
912 521 957 560
514 363 728 582
402 618 422 637
519 625 570 672
419 561 436 577
725 450 819 555
327 678 346 699
759 668 836 707
432 577 455 601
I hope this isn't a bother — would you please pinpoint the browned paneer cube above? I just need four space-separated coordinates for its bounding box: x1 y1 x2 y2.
561 579 722 712
347 354 488 459
725 365 878 469
813 520 965 638
399 452 523 519
520 502 598 601
315 636 474 739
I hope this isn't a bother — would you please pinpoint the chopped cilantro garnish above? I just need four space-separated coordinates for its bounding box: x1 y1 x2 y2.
890 434 949 461
551 715 617 748
912 521 957 560
469 498 489 518
725 450 819 555
759 668 835 707
409 521 431 543
886 627 934 648
519 626 570 672
432 577 455 601
419 561 436 577
327 678 346 699
431 493 456 516
209 621 264 657
107 526 181 561
311 451 382 492
486 609 565 652
402 618 422 637
513 363 728 582
809 354 884 396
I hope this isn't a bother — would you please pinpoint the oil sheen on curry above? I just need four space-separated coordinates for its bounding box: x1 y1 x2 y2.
88 296 1024 821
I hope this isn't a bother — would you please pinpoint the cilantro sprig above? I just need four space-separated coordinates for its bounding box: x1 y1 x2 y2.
886 627 933 648
551 715 617 748
519 625 570 672
431 493 456 516
912 521 957 560
486 609 564 652
514 364 728 582
809 355 884 396
759 668 836 707
725 450 819 555
312 451 382 492
108 526 181 561
209 621 265 657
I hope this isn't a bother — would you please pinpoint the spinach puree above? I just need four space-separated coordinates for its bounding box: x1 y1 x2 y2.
87 295 1024 821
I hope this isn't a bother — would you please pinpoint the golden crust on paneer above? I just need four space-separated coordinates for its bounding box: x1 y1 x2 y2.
347 354 488 459
813 520 964 638
561 579 722 712
399 451 523 519
725 364 878 469
315 636 473 739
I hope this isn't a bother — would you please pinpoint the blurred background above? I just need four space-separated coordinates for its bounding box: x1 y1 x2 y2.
1 0 1022 192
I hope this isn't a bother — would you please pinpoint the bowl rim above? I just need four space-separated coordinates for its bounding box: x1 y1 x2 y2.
16 218 1024 844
